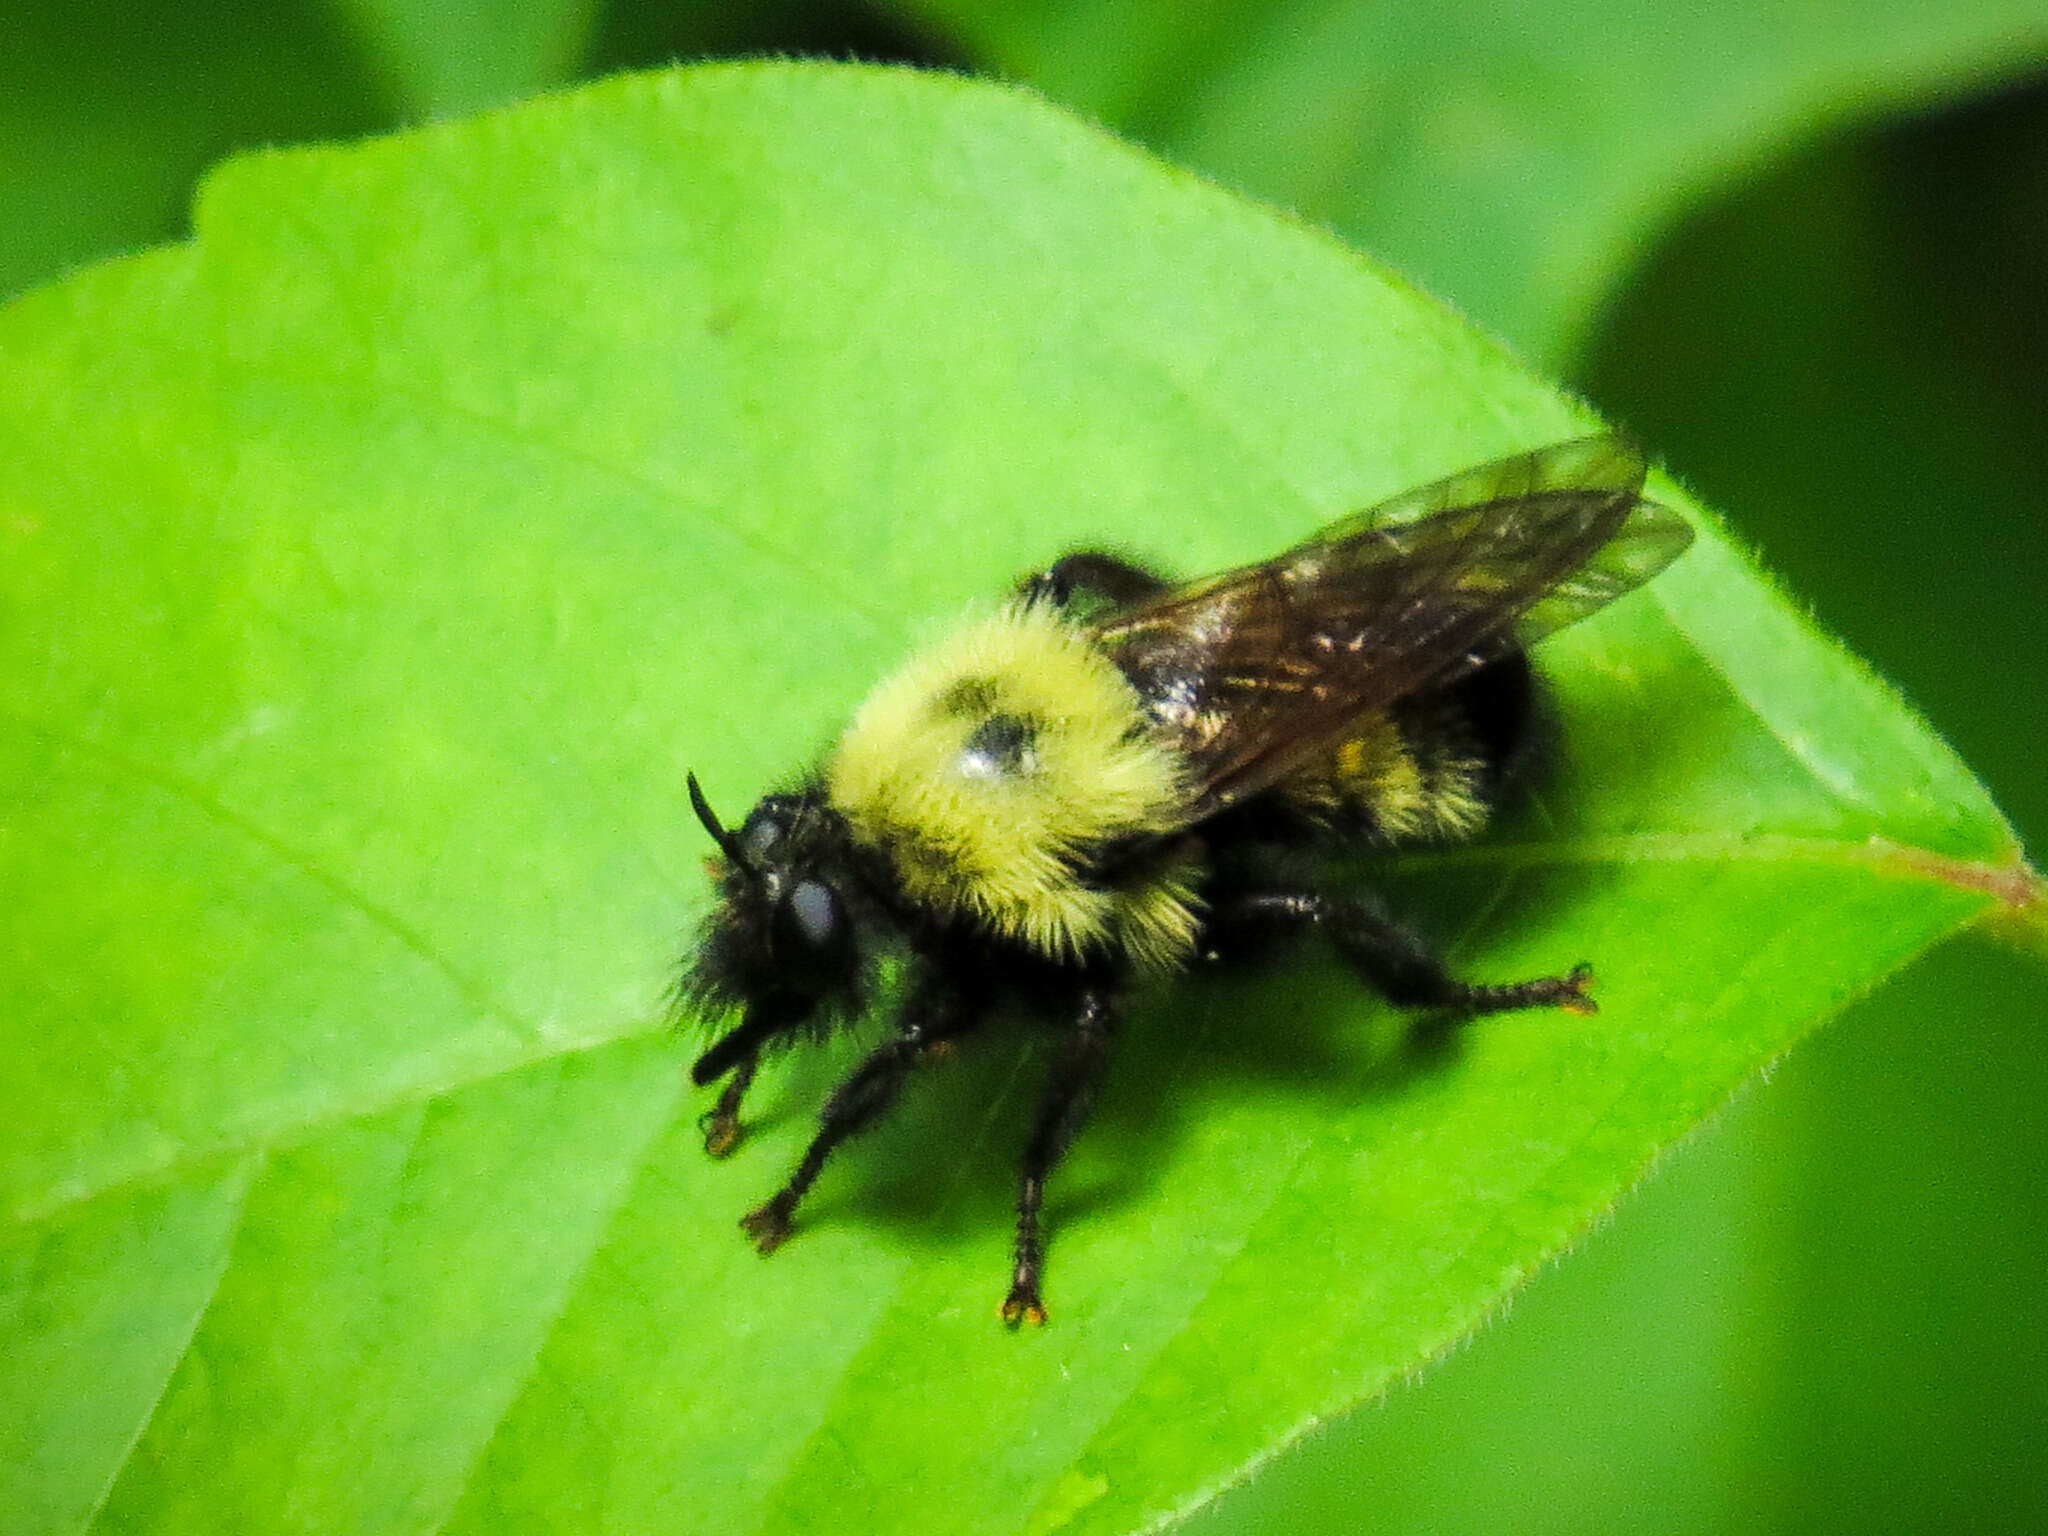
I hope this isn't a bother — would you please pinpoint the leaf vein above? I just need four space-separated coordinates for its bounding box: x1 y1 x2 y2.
82 1157 261 1533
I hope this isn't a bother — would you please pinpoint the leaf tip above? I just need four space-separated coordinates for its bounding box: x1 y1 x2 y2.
1980 858 2048 961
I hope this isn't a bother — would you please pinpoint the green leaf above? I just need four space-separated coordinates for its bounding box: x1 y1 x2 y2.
891 0 2048 361
0 63 2033 1535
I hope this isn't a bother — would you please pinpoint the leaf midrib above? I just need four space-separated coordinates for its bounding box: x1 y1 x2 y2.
1399 829 2037 906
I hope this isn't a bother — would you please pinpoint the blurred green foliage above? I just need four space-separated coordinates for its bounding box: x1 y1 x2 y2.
4 3 2044 1533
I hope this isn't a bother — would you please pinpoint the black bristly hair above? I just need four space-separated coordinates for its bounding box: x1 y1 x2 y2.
680 776 874 1102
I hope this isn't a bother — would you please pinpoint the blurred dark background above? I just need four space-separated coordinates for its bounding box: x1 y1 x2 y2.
11 3 2044 1529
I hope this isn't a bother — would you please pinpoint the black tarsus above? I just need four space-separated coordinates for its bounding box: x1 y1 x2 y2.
1002 984 1119 1326
1024 550 1170 611
701 1051 759 1157
1202 888 1596 1016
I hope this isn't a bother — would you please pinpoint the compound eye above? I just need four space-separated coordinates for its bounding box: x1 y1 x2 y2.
782 880 841 950
770 878 854 992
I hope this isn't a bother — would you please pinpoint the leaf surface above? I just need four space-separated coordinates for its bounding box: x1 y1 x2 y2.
0 63 2032 1536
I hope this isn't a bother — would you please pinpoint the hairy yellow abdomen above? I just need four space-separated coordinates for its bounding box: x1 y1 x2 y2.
1281 709 1491 842
827 602 1200 970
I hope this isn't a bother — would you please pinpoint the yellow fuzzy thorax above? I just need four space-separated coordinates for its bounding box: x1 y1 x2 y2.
826 602 1201 971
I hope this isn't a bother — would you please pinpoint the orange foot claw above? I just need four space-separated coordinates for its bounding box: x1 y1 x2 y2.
1558 963 1598 1017
701 1111 743 1159
741 1197 795 1255
1000 1286 1048 1327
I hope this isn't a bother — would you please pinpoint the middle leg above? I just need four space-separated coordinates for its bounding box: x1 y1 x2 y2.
742 966 985 1252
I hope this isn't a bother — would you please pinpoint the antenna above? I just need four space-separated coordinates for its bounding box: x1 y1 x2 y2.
686 772 755 875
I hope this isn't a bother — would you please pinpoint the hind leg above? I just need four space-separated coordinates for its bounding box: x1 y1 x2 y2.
1201 888 1594 1015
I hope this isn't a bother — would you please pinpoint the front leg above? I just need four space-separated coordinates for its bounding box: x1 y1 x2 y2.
741 967 983 1253
1203 888 1595 1016
1003 984 1119 1326
693 992 815 1157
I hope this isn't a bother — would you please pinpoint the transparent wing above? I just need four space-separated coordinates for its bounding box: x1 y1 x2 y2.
1092 436 1693 821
